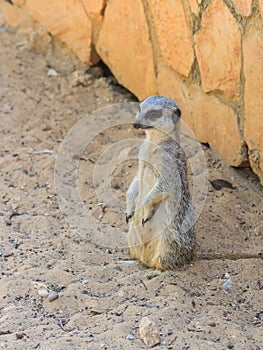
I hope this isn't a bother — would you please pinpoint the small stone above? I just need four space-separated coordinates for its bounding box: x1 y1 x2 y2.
69 70 92 88
126 334 135 340
48 291 59 302
47 69 58 77
222 278 234 291
167 328 174 335
208 321 216 327
139 316 160 348
38 289 49 297
82 279 89 284
16 332 24 339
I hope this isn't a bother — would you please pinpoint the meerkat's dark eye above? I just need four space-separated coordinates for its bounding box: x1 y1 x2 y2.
174 108 181 117
146 110 162 120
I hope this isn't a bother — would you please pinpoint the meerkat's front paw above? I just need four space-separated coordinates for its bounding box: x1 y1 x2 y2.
142 217 151 226
126 212 134 223
142 206 155 226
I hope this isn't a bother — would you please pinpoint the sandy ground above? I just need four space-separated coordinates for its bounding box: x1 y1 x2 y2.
0 29 262 350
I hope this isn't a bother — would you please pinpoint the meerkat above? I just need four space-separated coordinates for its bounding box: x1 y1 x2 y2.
126 95 195 270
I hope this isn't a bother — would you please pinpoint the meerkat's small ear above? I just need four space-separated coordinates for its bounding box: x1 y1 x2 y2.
172 108 181 123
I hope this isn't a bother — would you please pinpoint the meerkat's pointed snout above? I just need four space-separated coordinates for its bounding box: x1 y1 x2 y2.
133 122 140 129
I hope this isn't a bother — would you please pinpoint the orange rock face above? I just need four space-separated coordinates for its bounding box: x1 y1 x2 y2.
81 0 106 42
195 0 241 100
0 0 31 29
158 64 245 166
96 0 157 100
188 0 201 16
25 0 97 64
243 31 263 183
11 0 25 7
148 0 194 77
81 0 106 14
232 0 252 17
259 0 263 17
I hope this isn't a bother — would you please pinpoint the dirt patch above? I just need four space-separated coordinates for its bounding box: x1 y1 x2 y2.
0 29 262 349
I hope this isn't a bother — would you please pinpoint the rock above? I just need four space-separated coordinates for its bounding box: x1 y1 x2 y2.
259 1 263 17
232 0 252 16
0 13 5 28
48 291 59 302
195 0 241 100
243 30 263 184
37 289 49 297
69 70 93 88
139 316 160 348
222 278 234 291
47 69 58 77
147 0 194 77
12 0 26 6
167 328 174 335
25 0 98 64
81 0 106 42
16 332 24 339
188 0 201 15
0 0 32 29
96 0 157 100
157 65 246 166
126 334 135 340
29 28 52 53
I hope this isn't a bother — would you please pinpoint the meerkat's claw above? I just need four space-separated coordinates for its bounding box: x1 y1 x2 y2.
142 217 151 226
126 213 134 224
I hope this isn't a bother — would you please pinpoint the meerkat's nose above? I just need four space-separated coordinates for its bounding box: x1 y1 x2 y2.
133 122 140 129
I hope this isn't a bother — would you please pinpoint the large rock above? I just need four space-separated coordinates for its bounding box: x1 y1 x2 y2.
25 0 98 64
81 0 106 42
82 0 106 14
188 0 201 16
11 0 25 7
243 30 263 183
0 0 32 29
259 0 263 17
232 0 252 16
96 0 157 100
147 0 194 77
195 0 241 100
158 64 246 166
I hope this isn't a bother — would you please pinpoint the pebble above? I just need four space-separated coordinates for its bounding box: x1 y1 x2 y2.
139 317 160 348
167 328 174 335
222 278 234 291
38 289 49 297
16 332 24 339
126 334 135 340
47 69 58 77
48 291 59 302
70 70 92 88
82 279 89 285
207 321 216 327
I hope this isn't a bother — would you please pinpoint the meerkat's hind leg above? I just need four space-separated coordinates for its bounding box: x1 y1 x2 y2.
145 269 163 279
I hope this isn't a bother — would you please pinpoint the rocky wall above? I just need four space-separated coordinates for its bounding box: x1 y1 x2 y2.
0 0 262 183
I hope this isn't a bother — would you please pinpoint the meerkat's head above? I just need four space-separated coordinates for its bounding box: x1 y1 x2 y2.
133 95 181 135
